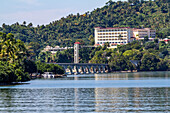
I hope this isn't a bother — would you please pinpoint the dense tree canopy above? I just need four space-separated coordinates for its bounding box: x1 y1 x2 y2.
0 32 30 83
0 0 169 77
0 0 169 52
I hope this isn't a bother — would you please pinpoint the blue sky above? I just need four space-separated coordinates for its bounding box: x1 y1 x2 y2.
0 0 125 26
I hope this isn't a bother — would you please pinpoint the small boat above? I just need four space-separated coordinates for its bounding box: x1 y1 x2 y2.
42 72 55 78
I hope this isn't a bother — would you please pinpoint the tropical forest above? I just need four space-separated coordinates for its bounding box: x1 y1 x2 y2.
0 0 169 83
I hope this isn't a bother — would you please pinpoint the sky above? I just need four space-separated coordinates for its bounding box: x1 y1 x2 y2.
0 0 126 27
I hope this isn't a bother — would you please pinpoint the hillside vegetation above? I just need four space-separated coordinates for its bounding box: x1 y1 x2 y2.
0 0 169 50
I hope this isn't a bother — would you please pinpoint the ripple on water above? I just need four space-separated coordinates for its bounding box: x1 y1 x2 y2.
0 87 169 113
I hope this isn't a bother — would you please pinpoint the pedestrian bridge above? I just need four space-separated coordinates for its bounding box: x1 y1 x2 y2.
51 63 109 75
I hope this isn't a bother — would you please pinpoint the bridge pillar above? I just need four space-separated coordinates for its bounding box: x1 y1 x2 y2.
69 65 74 75
75 65 81 75
102 66 106 73
87 66 91 74
98 65 101 73
83 66 87 74
79 66 83 74
93 66 97 73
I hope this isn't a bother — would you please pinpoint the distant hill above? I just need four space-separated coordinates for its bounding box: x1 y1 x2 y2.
0 0 169 48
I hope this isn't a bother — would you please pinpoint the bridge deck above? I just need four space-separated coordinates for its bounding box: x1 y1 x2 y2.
51 63 108 66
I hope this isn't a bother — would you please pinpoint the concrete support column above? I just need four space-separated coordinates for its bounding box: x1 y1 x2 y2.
77 66 81 74
93 66 97 73
87 66 91 74
98 66 101 73
83 66 87 74
69 65 74 75
102 66 106 73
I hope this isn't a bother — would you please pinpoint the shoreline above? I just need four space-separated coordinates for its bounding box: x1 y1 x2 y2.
0 82 30 86
0 71 169 86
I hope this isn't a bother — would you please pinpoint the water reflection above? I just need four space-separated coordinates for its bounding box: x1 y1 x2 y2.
0 71 169 112
94 87 169 112
0 87 169 112
93 71 169 80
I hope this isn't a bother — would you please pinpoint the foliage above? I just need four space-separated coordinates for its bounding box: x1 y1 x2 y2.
0 32 30 83
36 61 64 74
140 52 160 71
0 0 169 74
0 0 169 52
90 40 169 71
23 59 37 74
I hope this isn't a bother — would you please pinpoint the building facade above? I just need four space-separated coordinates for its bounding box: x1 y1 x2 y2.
94 27 132 48
42 46 73 54
132 28 156 41
94 27 156 48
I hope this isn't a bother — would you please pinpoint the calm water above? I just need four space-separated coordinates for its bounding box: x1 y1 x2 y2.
0 71 169 113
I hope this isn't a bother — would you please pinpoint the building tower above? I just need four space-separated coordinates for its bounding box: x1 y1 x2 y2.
74 42 81 63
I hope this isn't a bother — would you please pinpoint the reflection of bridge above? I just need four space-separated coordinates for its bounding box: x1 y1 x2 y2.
53 63 109 75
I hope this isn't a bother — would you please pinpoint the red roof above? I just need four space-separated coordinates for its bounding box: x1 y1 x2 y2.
95 27 131 29
95 44 100 45
74 42 81 44
111 43 117 45
164 39 170 42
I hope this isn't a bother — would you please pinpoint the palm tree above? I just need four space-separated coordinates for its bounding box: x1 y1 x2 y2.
0 33 17 62
0 33 28 64
15 39 28 64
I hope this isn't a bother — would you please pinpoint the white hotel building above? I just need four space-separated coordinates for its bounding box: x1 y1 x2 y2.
94 27 133 48
94 27 156 48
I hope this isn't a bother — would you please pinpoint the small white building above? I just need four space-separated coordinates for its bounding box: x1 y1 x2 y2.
132 28 156 41
42 46 73 54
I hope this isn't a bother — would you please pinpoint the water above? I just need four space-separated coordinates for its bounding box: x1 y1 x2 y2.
0 71 169 113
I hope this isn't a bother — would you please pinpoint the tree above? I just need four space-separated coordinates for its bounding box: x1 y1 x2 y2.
154 38 159 43
123 49 141 60
144 36 149 42
0 32 30 83
36 61 64 74
28 23 33 27
23 21 26 25
23 60 37 75
140 53 160 71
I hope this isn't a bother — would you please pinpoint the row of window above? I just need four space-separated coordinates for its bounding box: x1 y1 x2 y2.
98 36 127 38
98 39 127 41
98 32 127 35
97 42 127 44
138 34 156 37
97 29 128 32
138 31 148 33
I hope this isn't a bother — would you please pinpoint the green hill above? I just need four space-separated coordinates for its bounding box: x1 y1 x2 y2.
0 0 169 49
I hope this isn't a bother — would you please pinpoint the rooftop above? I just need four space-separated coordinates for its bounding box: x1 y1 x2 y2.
74 42 81 44
95 27 131 29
